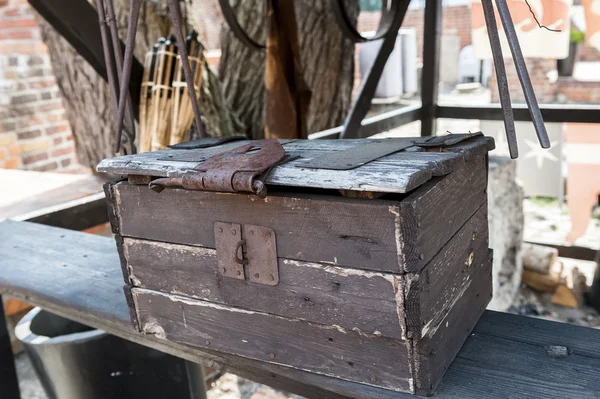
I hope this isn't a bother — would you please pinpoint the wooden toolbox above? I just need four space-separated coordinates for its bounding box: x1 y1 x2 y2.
98 134 494 396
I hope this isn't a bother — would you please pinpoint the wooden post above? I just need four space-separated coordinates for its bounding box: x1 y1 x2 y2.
586 248 600 311
420 0 442 136
0 295 21 399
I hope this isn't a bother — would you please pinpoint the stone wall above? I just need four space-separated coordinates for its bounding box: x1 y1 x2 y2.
488 156 524 311
0 0 78 171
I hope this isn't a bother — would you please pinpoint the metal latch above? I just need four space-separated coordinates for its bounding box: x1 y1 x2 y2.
149 139 285 197
214 222 279 286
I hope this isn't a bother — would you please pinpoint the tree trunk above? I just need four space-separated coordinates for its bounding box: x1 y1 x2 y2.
219 0 359 139
36 0 243 169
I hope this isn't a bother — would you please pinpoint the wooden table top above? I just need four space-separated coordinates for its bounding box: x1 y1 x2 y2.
1 219 599 398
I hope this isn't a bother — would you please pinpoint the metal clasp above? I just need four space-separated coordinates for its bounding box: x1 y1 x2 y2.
214 222 279 286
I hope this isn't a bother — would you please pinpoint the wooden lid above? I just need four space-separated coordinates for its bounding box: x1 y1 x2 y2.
97 134 494 194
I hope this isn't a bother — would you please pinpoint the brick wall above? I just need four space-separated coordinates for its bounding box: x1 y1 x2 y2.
489 58 558 103
0 0 78 171
357 5 472 62
558 78 600 103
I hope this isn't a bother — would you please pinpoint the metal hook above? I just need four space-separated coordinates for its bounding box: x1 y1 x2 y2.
337 0 410 139
218 0 266 50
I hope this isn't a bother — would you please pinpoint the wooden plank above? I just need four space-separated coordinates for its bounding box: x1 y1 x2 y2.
399 154 488 272
123 237 404 339
97 137 490 194
131 288 413 393
2 221 600 398
109 154 486 274
110 182 402 273
414 252 493 395
405 203 489 339
121 201 488 341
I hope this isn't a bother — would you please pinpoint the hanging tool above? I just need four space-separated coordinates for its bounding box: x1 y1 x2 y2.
97 0 137 155
481 0 518 158
494 0 551 149
171 31 204 145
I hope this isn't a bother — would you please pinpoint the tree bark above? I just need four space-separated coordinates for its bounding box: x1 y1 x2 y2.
36 0 243 169
219 0 359 139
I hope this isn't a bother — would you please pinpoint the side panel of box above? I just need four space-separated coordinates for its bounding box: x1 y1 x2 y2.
413 251 493 396
405 202 489 339
399 154 488 272
111 183 402 273
109 154 487 275
123 238 405 339
121 201 488 341
131 288 415 393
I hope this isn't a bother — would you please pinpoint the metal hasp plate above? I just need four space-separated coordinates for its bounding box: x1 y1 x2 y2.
298 138 418 170
168 135 247 150
215 222 245 280
150 139 286 196
214 222 278 286
297 133 484 170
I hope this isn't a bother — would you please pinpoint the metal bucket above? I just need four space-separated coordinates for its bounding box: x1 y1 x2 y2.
16 307 206 399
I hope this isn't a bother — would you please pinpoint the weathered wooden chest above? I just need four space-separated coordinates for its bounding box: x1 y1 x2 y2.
98 134 494 396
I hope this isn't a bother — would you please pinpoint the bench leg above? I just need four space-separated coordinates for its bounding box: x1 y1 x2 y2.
185 360 208 399
0 295 20 399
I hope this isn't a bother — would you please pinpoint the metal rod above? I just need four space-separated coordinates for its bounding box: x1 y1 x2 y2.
494 0 550 148
481 0 518 158
96 0 120 128
105 0 136 150
339 0 409 139
114 0 142 153
420 0 442 136
167 0 206 138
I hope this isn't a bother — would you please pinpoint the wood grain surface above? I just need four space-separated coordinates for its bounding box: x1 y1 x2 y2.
414 251 493 395
123 237 405 339
121 202 488 341
108 154 486 274
2 220 600 399
97 137 490 194
131 287 414 392
399 154 488 272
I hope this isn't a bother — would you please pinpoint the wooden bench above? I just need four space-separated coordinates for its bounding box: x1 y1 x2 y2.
1 219 600 398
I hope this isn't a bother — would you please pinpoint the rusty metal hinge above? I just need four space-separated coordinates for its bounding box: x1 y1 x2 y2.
150 139 285 197
214 222 279 286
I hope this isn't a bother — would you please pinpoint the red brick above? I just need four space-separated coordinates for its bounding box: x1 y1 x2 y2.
0 120 17 133
0 19 37 30
0 29 35 40
11 93 37 105
47 112 65 123
4 157 21 169
31 161 58 172
8 144 20 156
39 101 63 112
16 128 41 140
46 124 69 135
22 151 47 165
51 145 74 158
28 78 56 89
19 115 44 128
60 158 72 168
52 136 63 146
